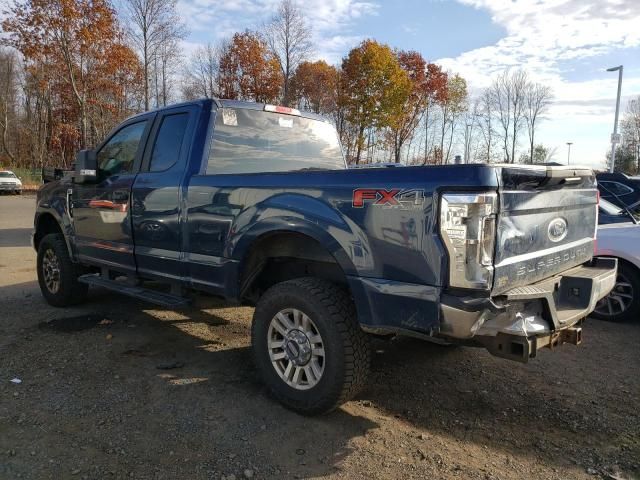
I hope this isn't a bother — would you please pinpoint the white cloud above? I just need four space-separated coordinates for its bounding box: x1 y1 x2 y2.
176 0 378 64
177 0 378 37
438 0 640 167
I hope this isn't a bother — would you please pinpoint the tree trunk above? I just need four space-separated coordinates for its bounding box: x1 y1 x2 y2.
143 31 149 111
355 125 365 164
423 103 430 164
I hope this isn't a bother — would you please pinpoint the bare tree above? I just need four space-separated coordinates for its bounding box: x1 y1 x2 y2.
491 69 528 163
621 96 640 171
183 42 220 99
124 0 186 110
524 83 553 163
264 0 313 105
476 89 495 162
152 37 182 106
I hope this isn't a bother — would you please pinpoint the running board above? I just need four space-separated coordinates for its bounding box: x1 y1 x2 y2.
78 274 190 308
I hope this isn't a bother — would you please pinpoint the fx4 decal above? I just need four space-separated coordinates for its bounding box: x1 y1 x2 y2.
352 188 426 210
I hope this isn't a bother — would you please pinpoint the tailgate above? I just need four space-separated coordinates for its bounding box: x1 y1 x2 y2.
492 165 597 295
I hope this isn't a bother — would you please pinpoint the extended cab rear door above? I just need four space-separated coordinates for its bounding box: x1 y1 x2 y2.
131 105 198 280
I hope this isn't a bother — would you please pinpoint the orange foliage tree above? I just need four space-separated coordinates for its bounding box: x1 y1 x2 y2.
290 60 338 114
2 0 143 166
218 31 283 104
421 62 448 164
340 40 411 164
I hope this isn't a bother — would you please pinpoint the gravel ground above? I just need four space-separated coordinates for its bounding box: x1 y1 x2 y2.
1 194 639 480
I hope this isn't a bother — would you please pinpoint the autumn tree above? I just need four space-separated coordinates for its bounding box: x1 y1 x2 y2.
218 31 283 103
124 0 186 110
2 0 142 166
290 60 337 114
0 49 19 164
264 0 313 105
340 40 411 164
422 62 448 163
387 50 431 163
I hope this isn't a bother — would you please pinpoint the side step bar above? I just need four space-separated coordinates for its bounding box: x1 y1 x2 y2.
78 274 190 308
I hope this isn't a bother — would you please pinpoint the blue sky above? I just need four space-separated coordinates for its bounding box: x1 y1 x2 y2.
177 0 640 168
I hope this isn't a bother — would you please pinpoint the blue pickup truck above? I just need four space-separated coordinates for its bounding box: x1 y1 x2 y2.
33 98 617 414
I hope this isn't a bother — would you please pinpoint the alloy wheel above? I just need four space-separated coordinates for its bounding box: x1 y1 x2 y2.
594 271 634 318
267 308 325 390
42 248 61 294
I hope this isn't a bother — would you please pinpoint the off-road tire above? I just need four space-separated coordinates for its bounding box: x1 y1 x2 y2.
37 233 88 307
252 277 370 415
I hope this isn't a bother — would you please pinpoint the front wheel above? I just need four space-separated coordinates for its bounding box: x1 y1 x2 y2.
593 261 640 322
251 277 370 415
37 233 88 307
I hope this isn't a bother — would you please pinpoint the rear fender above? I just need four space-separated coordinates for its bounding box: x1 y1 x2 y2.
228 193 373 276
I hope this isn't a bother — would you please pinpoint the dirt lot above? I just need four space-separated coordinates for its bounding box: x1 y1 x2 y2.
1 194 639 480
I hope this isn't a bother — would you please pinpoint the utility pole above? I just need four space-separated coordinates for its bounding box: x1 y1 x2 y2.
607 65 624 173
566 142 573 165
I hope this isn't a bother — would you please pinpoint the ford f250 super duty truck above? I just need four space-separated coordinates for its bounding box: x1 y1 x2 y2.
33 98 617 414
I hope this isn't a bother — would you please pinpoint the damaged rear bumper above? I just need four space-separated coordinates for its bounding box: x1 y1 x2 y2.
439 257 617 362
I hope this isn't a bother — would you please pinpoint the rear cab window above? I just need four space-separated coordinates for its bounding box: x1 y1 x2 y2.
207 107 345 174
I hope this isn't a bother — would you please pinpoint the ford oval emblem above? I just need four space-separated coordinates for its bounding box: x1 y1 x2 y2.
548 217 568 243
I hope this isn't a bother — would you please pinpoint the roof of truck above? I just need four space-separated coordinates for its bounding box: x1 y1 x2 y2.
127 98 330 123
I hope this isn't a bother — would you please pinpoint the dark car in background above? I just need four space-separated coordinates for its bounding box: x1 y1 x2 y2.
597 172 640 209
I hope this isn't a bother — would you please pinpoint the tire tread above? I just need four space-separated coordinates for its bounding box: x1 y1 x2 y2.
251 277 370 414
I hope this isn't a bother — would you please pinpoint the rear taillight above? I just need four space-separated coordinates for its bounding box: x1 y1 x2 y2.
440 192 497 290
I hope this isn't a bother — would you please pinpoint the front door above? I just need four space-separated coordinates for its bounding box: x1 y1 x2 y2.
71 115 153 273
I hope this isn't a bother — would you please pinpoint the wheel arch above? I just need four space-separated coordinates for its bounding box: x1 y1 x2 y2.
34 211 74 260
235 227 354 304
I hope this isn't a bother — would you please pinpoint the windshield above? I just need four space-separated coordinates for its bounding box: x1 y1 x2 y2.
0 172 16 178
207 108 345 175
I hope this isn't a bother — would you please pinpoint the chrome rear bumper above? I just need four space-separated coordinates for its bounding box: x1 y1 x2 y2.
439 257 617 362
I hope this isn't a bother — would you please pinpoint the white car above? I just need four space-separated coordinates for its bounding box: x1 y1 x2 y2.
594 198 640 322
0 170 23 194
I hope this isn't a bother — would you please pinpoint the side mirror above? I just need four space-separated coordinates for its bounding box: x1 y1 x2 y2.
74 150 97 184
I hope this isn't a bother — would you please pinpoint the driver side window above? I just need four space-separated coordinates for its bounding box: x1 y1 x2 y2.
97 121 147 177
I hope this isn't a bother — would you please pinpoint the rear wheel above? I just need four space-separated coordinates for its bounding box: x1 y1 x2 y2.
251 277 370 415
593 261 640 322
37 233 88 307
